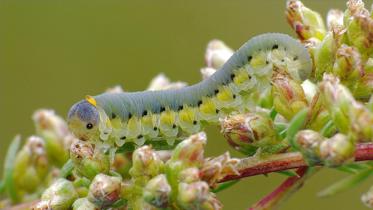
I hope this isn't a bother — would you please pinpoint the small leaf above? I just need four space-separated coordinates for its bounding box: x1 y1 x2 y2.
286 108 309 149
276 170 298 177
60 159 74 178
318 167 373 197
3 135 21 203
0 180 4 194
320 120 336 137
211 180 240 193
270 107 278 120
337 163 370 174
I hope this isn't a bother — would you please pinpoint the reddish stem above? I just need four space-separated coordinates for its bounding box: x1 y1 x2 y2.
220 142 373 183
249 167 309 210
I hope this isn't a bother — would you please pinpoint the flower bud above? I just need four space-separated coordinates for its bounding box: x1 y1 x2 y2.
13 136 49 193
333 45 364 92
301 80 317 103
286 0 326 41
170 132 206 167
295 130 325 164
147 74 187 91
72 198 98 210
88 174 122 208
200 152 239 187
327 9 344 30
33 110 73 165
362 185 373 208
40 178 78 210
205 39 233 69
105 85 124 93
201 195 223 210
32 200 51 210
319 74 355 133
320 133 355 166
200 67 217 80
112 153 132 177
221 112 281 155
314 33 337 80
143 174 171 208
70 141 110 179
179 167 200 183
177 182 210 209
130 145 164 178
345 0 373 58
272 72 308 120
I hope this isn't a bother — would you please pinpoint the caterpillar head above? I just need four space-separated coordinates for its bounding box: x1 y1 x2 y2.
67 100 100 141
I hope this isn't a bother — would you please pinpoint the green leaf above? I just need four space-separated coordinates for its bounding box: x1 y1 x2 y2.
60 159 74 178
286 108 309 149
320 120 336 137
318 167 373 197
336 163 370 174
276 170 298 177
0 180 4 194
270 107 278 120
3 135 21 203
211 180 240 193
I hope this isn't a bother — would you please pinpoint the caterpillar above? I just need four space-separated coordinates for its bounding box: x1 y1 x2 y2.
67 33 312 146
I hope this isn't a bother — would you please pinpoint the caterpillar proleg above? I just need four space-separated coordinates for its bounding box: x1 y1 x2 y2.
67 33 312 146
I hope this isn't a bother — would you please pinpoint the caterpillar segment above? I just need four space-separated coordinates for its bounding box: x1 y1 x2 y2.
67 33 312 146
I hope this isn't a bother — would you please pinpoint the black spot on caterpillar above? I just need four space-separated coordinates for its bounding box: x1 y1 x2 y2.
67 33 312 146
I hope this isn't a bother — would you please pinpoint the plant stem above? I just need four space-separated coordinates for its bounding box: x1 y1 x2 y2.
220 142 373 183
249 166 310 210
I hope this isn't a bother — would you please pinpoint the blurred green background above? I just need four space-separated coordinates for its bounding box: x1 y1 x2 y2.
1 0 373 209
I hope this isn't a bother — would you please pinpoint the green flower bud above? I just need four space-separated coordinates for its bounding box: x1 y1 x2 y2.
170 132 206 167
72 198 98 210
201 195 223 210
13 136 49 193
130 145 164 178
333 45 365 95
286 0 326 41
320 133 355 166
200 152 239 187
295 130 325 164
179 167 200 183
112 153 132 178
301 80 317 103
272 72 308 120
345 0 373 58
319 74 354 133
40 178 78 210
314 33 337 80
70 141 110 179
221 112 283 155
143 174 171 208
205 39 233 69
73 177 91 197
88 174 122 208
177 181 210 209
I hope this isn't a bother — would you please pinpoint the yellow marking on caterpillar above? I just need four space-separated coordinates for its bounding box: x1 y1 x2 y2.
216 86 234 102
199 98 216 115
85 95 97 107
179 106 196 124
234 68 249 85
250 52 267 68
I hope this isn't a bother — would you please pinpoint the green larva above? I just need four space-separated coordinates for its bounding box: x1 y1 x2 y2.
67 33 312 146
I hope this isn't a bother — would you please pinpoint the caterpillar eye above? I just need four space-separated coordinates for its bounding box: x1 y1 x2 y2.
86 123 93 129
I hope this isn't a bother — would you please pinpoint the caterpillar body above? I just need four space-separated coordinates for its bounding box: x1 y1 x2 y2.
67 33 312 146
